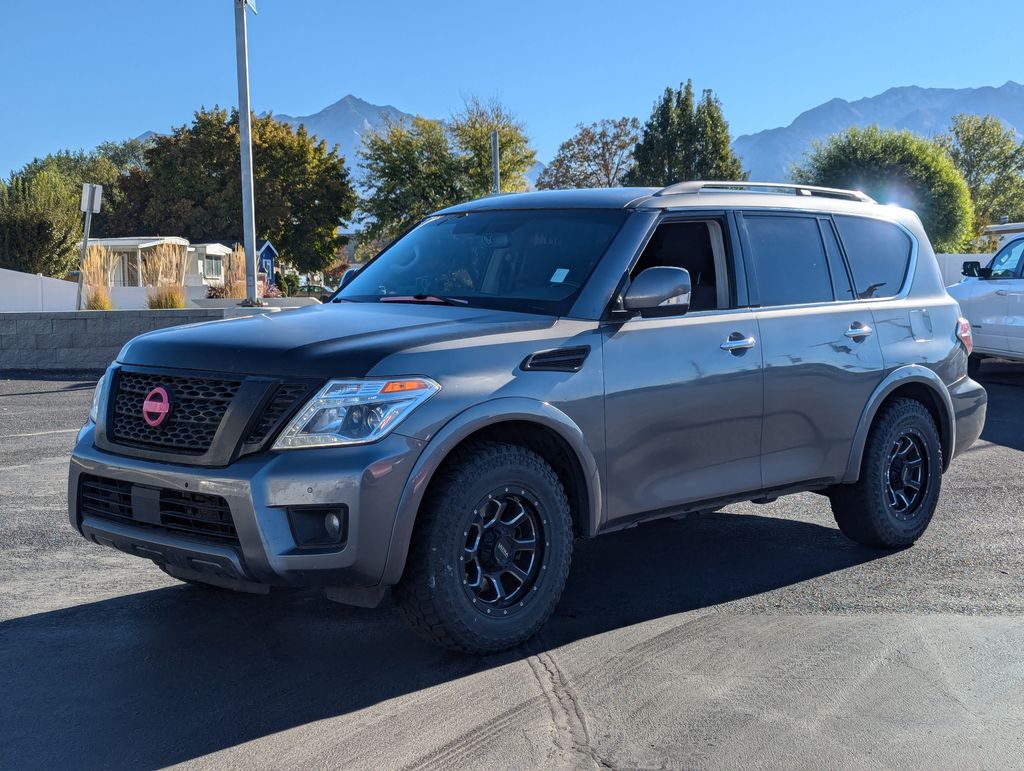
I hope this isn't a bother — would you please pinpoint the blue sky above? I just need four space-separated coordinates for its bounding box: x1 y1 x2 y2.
3 0 1022 175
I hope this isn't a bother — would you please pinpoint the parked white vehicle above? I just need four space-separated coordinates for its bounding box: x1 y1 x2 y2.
948 236 1024 375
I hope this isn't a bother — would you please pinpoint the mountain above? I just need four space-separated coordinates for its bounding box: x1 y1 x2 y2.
272 94 412 166
733 81 1024 181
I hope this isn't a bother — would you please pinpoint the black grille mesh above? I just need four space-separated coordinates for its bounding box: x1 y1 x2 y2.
79 474 239 544
110 371 242 454
245 383 309 445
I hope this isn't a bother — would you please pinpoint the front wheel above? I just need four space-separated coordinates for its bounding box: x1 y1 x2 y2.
393 441 573 653
829 398 942 548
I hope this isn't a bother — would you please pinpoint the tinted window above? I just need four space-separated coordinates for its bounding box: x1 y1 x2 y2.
988 239 1024 278
339 209 628 316
818 219 856 301
834 216 912 299
745 215 834 306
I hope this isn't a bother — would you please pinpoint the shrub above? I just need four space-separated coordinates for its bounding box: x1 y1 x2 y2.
147 285 186 309
81 245 115 310
222 246 247 299
794 126 974 252
206 283 229 299
85 286 114 310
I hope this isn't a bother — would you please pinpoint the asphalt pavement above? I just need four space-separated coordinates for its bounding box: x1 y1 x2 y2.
1 364 1023 769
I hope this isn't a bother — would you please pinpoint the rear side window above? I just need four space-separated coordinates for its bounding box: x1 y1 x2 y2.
744 215 834 306
834 216 912 299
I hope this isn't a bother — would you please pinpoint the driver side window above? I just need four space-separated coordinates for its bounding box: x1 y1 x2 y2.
989 240 1024 279
631 220 730 312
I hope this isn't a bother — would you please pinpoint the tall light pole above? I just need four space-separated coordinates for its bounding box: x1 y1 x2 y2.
233 0 259 305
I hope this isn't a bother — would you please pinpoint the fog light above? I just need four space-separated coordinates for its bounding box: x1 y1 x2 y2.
287 505 348 549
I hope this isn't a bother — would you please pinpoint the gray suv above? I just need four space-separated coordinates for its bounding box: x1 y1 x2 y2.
69 181 987 652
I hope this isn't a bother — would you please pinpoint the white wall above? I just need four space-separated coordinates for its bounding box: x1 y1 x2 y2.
1 268 213 311
935 254 974 288
0 268 78 312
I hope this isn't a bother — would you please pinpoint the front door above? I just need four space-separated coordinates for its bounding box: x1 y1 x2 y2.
602 216 763 524
972 239 1024 354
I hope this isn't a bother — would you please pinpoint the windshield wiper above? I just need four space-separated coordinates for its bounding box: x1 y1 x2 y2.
378 294 469 306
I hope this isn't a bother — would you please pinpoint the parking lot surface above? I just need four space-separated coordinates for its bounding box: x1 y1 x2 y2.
2 366 1023 769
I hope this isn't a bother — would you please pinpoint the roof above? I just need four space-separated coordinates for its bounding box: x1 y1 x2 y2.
190 243 233 256
78 236 189 249
435 182 891 218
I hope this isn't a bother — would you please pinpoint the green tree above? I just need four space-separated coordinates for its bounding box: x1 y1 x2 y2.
624 81 746 186
449 96 536 197
358 97 537 240
109 108 357 273
794 126 974 252
937 114 1024 245
0 169 81 276
536 117 641 189
358 116 466 241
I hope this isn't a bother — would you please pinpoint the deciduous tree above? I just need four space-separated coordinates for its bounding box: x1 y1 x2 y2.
536 117 640 189
0 169 80 276
937 114 1024 245
449 96 536 197
108 108 357 273
794 126 974 252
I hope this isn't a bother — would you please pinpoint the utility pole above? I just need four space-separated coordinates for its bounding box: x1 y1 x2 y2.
76 183 102 311
234 0 260 305
491 130 500 194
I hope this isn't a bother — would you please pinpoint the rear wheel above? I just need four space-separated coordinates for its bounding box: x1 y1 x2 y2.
393 441 573 653
829 398 942 548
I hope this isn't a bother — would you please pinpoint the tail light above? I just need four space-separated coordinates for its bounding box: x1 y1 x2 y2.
956 317 973 356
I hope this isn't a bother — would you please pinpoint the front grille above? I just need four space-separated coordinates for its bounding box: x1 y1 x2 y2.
245 383 309 445
110 370 242 455
79 474 239 544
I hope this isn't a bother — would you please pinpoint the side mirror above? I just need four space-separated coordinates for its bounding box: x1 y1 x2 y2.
962 260 982 278
339 267 360 289
622 267 691 316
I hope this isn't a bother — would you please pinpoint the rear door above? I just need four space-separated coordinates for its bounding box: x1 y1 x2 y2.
739 212 885 488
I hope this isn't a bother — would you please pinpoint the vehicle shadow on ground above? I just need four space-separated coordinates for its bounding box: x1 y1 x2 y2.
973 362 1024 452
0 511 883 769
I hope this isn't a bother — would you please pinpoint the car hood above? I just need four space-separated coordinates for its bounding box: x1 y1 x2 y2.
117 302 557 378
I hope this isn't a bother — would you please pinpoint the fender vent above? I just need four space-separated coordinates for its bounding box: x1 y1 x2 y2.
521 346 590 373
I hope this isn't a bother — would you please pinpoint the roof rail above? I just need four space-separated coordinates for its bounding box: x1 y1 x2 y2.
654 180 876 203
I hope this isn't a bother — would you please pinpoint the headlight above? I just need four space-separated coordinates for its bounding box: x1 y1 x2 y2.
273 377 440 449
89 371 109 424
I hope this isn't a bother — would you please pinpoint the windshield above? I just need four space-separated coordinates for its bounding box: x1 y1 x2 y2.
338 209 629 315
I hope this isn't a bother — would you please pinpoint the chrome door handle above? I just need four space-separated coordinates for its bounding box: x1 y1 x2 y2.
845 324 873 339
996 289 1008 296
721 336 756 351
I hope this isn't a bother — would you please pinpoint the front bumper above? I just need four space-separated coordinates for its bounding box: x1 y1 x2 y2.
69 425 425 588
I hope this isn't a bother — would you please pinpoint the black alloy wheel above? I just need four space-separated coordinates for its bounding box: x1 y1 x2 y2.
462 489 545 614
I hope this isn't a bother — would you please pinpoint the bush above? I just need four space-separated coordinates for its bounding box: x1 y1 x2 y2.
147 285 186 309
82 245 115 310
85 286 114 310
206 283 228 299
280 273 300 297
794 126 974 252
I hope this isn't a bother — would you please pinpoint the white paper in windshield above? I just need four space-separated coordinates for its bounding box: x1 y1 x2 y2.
550 268 570 283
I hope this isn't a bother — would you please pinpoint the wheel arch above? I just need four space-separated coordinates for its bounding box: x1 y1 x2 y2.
379 398 602 586
842 366 955 483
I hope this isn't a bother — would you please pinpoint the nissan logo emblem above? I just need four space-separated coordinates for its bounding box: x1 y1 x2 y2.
142 386 171 427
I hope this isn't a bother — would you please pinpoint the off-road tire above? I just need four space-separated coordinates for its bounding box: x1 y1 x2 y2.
829 398 942 548
393 441 573 653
